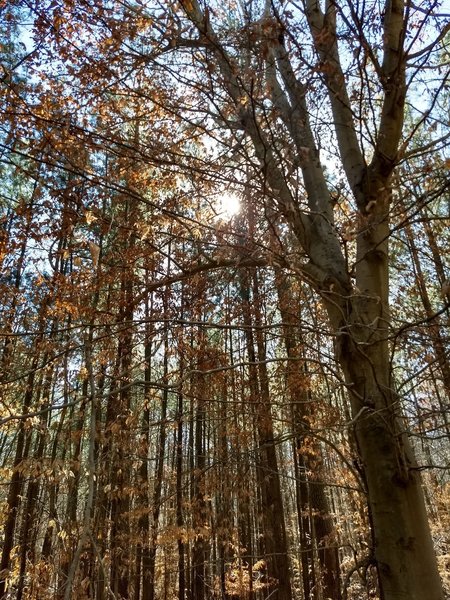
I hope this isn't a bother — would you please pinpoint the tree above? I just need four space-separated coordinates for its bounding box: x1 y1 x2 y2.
161 1 447 598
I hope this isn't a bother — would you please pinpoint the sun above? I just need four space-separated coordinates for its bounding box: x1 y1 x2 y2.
216 192 241 220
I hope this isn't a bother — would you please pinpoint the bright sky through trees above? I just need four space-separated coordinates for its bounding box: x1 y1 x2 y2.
216 192 241 220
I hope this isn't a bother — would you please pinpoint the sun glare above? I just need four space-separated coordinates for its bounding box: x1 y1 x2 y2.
216 193 241 220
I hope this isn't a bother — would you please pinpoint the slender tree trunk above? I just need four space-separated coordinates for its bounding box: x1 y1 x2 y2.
292 437 313 599
16 364 54 600
109 323 133 599
109 187 137 599
0 339 45 598
421 207 450 305
275 272 341 600
58 378 89 597
215 358 232 600
176 380 186 600
135 290 154 600
176 287 187 600
63 330 98 600
239 265 292 600
402 206 450 432
144 292 170 600
41 402 68 562
191 342 209 600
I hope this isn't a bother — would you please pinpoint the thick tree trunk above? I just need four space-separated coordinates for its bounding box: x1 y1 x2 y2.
338 338 442 600
327 187 443 599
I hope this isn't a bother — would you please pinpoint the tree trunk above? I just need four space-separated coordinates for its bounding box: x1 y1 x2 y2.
16 364 54 600
135 309 153 600
275 271 341 600
401 202 450 432
328 184 443 599
144 298 170 600
239 264 293 600
0 347 43 599
191 342 209 600
338 336 441 599
176 381 186 600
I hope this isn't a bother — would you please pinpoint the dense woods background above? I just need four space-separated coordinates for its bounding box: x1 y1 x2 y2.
0 1 449 599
